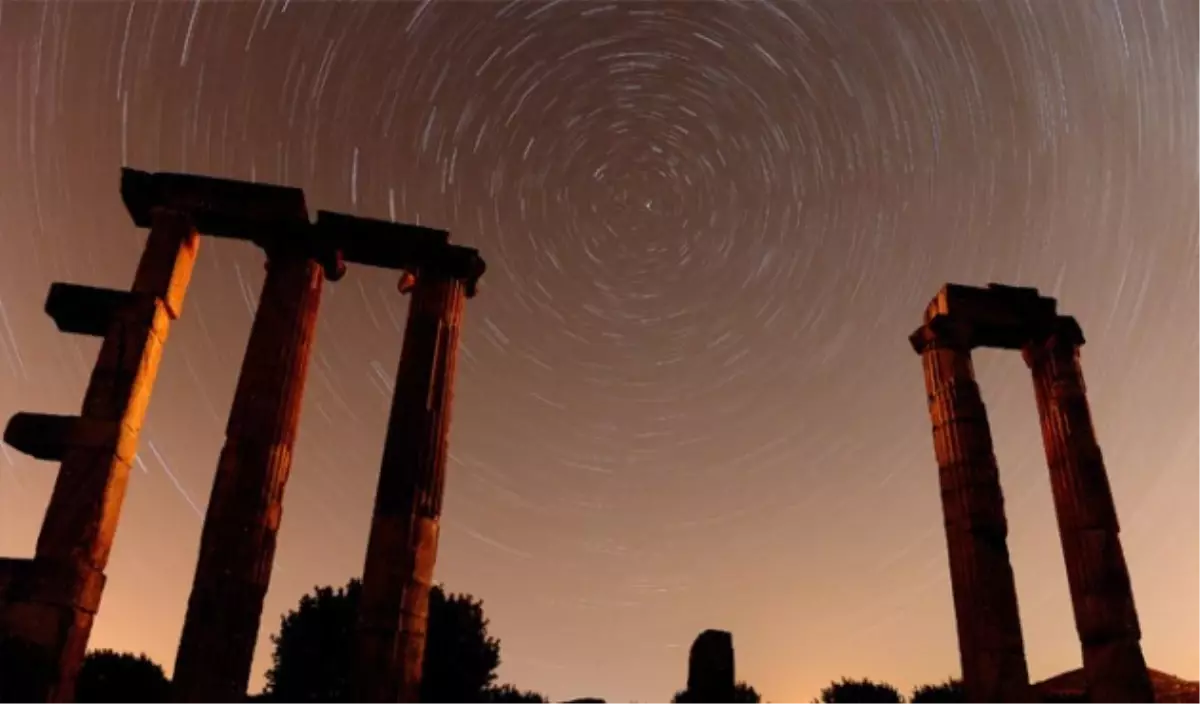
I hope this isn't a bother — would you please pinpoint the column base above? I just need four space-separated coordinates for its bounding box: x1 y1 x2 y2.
1083 637 1154 703
0 557 106 702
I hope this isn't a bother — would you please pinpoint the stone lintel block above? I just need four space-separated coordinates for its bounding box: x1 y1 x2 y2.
315 210 448 268
2 414 131 463
121 168 309 237
0 558 106 614
4 414 136 465
315 211 487 293
5 414 76 462
920 283 1060 350
44 284 145 337
0 557 35 595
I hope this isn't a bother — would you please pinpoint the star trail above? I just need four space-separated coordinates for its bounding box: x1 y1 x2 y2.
0 1 1196 701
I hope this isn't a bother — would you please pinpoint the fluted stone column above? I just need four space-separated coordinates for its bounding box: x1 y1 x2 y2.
1023 317 1153 703
355 272 466 703
911 322 1032 704
171 247 327 702
0 210 199 702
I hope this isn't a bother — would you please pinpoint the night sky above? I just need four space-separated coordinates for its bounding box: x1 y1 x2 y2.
0 1 1196 702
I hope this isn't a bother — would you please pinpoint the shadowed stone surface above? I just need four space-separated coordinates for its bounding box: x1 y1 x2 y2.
355 272 469 703
911 320 1032 703
1024 318 1153 703
171 247 327 703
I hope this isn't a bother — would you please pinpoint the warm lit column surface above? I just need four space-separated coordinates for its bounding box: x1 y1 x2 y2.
1024 318 1153 703
0 210 199 702
172 248 326 702
911 322 1032 704
355 273 466 703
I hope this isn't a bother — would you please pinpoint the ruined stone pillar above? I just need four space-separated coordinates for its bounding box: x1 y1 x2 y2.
686 630 736 703
0 209 199 702
355 271 466 703
171 245 335 702
911 322 1032 704
1023 318 1153 703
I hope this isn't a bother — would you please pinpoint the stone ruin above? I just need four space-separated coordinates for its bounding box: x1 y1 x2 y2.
0 169 485 702
0 176 1160 704
685 629 736 703
910 283 1154 703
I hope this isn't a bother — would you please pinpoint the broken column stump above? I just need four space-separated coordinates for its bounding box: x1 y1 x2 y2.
686 629 736 703
0 207 199 703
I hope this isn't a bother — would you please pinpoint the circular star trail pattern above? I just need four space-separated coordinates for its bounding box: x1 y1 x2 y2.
0 2 1196 702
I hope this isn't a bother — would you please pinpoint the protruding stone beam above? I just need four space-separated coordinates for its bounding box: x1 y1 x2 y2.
1023 317 1153 703
352 240 485 703
910 313 1032 704
0 206 200 703
686 629 736 703
172 227 344 701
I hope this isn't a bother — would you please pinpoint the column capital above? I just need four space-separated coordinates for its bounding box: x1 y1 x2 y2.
909 315 971 355
256 229 346 282
1022 316 1085 367
398 245 487 298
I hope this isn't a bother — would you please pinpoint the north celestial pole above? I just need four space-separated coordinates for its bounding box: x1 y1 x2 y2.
0 2 1196 702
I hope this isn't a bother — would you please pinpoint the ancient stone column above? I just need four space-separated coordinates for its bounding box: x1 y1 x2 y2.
355 271 466 703
911 321 1032 704
1023 317 1153 703
0 209 199 702
171 245 332 702
686 629 736 703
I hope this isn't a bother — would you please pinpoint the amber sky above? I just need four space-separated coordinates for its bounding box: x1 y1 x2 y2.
0 1 1196 702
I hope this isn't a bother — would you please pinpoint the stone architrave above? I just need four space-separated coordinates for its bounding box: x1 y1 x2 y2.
687 629 736 703
910 319 1032 704
171 241 341 702
0 209 199 702
1024 317 1153 703
354 269 468 703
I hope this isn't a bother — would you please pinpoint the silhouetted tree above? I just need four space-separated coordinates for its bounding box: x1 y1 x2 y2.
485 683 549 702
910 678 964 703
264 578 537 703
818 677 903 703
672 681 761 703
74 650 171 703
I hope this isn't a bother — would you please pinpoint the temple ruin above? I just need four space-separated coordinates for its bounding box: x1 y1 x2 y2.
909 283 1153 704
0 169 485 703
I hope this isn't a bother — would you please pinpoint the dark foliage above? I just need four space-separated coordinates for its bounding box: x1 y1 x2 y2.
671 681 761 703
485 683 549 702
74 650 171 703
262 578 543 703
263 579 360 702
818 677 904 703
910 678 964 703
422 585 501 701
